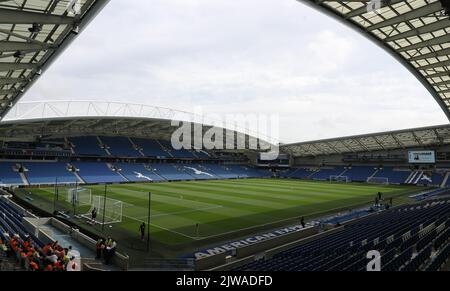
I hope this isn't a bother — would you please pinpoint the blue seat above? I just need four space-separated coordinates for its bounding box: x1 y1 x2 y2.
23 162 78 185
73 162 126 183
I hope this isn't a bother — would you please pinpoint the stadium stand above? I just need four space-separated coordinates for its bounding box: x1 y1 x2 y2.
0 162 23 185
0 160 273 186
193 150 211 159
0 197 79 271
344 166 376 182
310 166 345 181
114 163 165 182
150 163 194 181
281 167 316 179
234 198 450 271
23 162 78 185
182 164 217 180
130 138 170 158
203 164 239 179
371 167 411 184
72 162 126 183
423 173 445 187
99 136 141 157
158 140 196 158
69 136 107 157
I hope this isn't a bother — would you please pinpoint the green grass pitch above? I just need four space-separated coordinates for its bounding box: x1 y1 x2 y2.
18 178 421 250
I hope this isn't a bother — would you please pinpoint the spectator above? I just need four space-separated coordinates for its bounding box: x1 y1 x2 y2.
96 238 105 259
140 222 146 241
91 207 98 223
3 232 71 271
104 237 117 265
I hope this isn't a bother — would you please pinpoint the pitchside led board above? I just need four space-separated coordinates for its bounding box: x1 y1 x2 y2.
408 150 436 164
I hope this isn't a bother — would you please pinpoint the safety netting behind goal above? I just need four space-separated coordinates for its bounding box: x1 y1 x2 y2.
81 195 123 225
366 177 389 185
329 175 349 182
66 187 92 205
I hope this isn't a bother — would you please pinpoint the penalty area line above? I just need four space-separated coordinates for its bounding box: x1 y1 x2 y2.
123 214 200 240
136 205 224 219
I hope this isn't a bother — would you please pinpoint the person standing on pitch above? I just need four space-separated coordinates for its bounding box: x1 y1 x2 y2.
300 216 305 228
91 207 97 223
140 222 146 241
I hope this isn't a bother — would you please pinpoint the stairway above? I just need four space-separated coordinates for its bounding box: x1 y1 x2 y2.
413 171 424 184
368 169 379 180
19 173 29 186
128 137 145 157
96 136 111 156
144 165 166 181
107 163 129 182
68 164 86 184
440 172 450 188
406 170 419 184
338 169 347 177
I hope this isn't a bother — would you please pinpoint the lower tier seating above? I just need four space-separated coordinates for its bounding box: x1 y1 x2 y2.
235 198 450 271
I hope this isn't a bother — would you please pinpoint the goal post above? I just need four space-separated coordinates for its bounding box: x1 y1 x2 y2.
81 195 123 225
329 175 349 183
366 177 389 185
66 187 92 205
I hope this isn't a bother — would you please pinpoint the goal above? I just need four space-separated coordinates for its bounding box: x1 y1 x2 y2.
329 175 349 183
81 195 123 225
366 177 389 185
66 187 92 205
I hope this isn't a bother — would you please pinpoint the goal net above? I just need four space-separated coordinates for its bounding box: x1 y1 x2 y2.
81 195 123 225
366 177 389 185
329 175 348 183
66 187 92 205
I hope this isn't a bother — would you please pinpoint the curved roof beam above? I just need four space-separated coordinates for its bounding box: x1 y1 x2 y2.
0 0 110 120
297 0 450 120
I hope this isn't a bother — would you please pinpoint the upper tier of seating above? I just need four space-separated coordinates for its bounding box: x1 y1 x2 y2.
69 136 107 156
65 136 213 159
99 136 141 157
130 138 169 157
235 198 450 271
158 140 196 159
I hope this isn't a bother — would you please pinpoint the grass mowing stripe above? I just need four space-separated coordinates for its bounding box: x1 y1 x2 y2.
19 179 424 248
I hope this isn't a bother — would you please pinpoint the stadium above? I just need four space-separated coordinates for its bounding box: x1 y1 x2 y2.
0 0 449 274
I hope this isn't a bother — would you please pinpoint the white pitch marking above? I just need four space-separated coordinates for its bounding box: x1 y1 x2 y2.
136 205 223 219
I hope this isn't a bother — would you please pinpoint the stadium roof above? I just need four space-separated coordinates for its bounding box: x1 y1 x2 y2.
281 123 450 157
298 0 450 119
0 0 109 119
0 101 274 151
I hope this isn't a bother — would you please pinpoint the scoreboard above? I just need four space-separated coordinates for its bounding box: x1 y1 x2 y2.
408 151 435 164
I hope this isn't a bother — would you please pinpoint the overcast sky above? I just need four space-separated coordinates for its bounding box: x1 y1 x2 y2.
18 0 448 143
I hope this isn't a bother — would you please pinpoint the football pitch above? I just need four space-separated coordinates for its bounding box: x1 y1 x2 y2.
17 178 421 249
